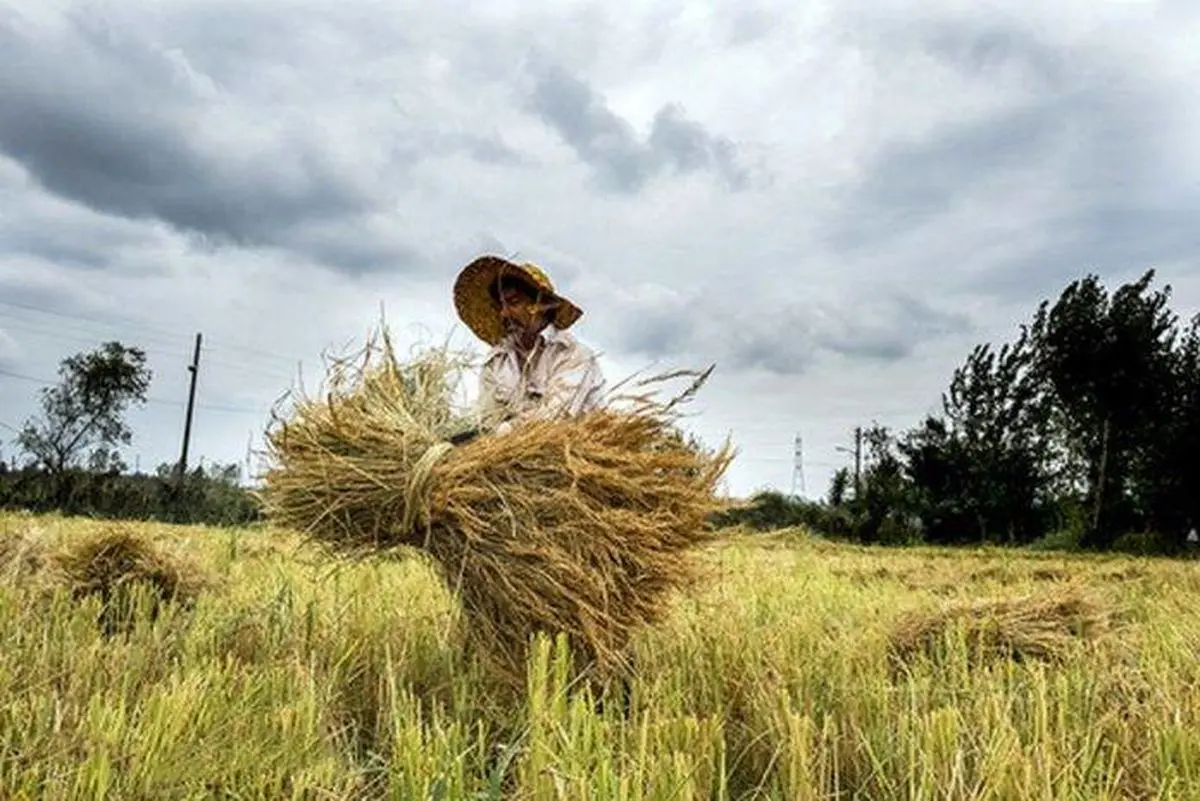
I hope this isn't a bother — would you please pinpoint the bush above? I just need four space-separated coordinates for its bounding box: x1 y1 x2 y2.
710 491 923 545
1110 530 1177 557
710 491 829 532
0 463 261 527
1026 528 1083 552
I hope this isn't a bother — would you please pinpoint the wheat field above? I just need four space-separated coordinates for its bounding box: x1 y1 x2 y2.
1 510 1198 800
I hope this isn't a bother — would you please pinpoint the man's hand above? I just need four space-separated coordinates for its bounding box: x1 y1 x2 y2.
449 429 480 445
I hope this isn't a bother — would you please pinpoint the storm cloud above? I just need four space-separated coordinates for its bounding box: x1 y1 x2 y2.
0 0 1196 498
525 60 750 193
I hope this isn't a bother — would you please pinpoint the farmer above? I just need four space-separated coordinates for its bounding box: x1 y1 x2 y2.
452 255 605 440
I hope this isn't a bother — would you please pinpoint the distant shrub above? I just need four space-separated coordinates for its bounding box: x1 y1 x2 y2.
1026 528 1083 552
0 464 261 527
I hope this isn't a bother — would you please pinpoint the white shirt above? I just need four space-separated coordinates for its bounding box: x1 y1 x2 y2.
477 327 605 430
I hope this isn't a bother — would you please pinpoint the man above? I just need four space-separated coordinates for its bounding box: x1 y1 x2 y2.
452 255 605 438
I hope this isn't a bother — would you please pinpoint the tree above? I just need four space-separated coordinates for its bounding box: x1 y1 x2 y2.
827 467 851 507
893 323 1057 545
1027 270 1178 548
1132 312 1200 546
833 424 919 544
16 342 152 474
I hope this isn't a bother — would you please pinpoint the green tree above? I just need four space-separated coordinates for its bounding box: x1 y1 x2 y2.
900 326 1061 544
834 424 919 544
827 467 851 507
1027 269 1178 549
16 342 152 474
1133 313 1200 546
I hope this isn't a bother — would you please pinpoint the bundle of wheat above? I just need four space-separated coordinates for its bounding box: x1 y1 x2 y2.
887 586 1113 668
259 326 735 687
0 529 49 584
49 524 213 636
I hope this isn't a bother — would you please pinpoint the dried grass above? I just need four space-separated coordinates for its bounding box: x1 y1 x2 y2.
887 586 1114 668
47 524 214 636
0 529 49 583
258 325 735 687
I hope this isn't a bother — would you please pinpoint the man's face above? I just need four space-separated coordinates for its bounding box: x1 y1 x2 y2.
497 280 555 339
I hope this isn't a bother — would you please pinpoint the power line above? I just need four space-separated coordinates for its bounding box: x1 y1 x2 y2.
0 317 297 381
0 366 269 416
0 298 186 341
0 297 306 367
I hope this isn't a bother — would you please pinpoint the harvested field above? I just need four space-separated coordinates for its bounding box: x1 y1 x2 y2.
1 512 1198 799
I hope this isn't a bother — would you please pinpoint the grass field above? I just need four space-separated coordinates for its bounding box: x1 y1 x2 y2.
2 511 1198 800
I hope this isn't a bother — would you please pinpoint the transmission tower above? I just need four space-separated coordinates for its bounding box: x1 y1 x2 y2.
791 433 805 498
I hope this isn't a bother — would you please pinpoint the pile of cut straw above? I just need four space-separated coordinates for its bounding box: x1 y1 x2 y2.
259 327 734 686
3 522 213 636
887 586 1113 668
51 524 213 636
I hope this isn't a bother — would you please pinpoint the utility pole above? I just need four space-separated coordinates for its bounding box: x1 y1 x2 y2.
177 333 202 483
244 430 253 487
835 425 864 500
791 433 805 498
853 425 862 500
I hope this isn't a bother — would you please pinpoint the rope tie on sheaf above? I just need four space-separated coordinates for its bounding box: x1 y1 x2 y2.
401 441 455 542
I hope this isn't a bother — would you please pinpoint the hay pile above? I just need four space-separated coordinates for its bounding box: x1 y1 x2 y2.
50 525 213 636
0 529 49 583
259 327 734 686
887 586 1113 668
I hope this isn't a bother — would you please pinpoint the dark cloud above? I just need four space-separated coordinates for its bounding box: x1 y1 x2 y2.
609 302 698 360
458 135 528 166
908 18 1072 89
824 101 1063 250
524 61 650 192
280 221 426 276
0 15 376 243
814 293 972 360
0 165 155 270
648 105 749 189
600 287 969 376
823 15 1197 299
523 61 750 193
2 224 125 271
976 204 1200 302
0 9 478 277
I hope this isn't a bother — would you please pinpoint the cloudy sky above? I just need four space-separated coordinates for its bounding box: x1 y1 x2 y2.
1 0 1198 498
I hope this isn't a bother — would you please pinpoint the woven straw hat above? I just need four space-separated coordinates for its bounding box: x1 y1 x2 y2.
453 255 584 345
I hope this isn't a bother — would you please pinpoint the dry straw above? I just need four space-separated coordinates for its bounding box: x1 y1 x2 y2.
887 585 1114 669
258 325 736 687
48 524 214 636
0 529 49 584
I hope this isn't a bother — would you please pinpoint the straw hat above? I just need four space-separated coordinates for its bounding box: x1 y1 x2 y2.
453 255 584 345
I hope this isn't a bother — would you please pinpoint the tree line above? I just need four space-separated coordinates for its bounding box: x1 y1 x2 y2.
9 269 1200 550
718 270 1200 555
1 341 260 525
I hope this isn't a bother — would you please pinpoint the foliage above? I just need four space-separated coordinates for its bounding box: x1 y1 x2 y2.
0 462 261 527
821 268 1200 555
1130 314 1200 548
899 328 1060 545
710 490 854 536
15 342 152 475
1027 269 1180 549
